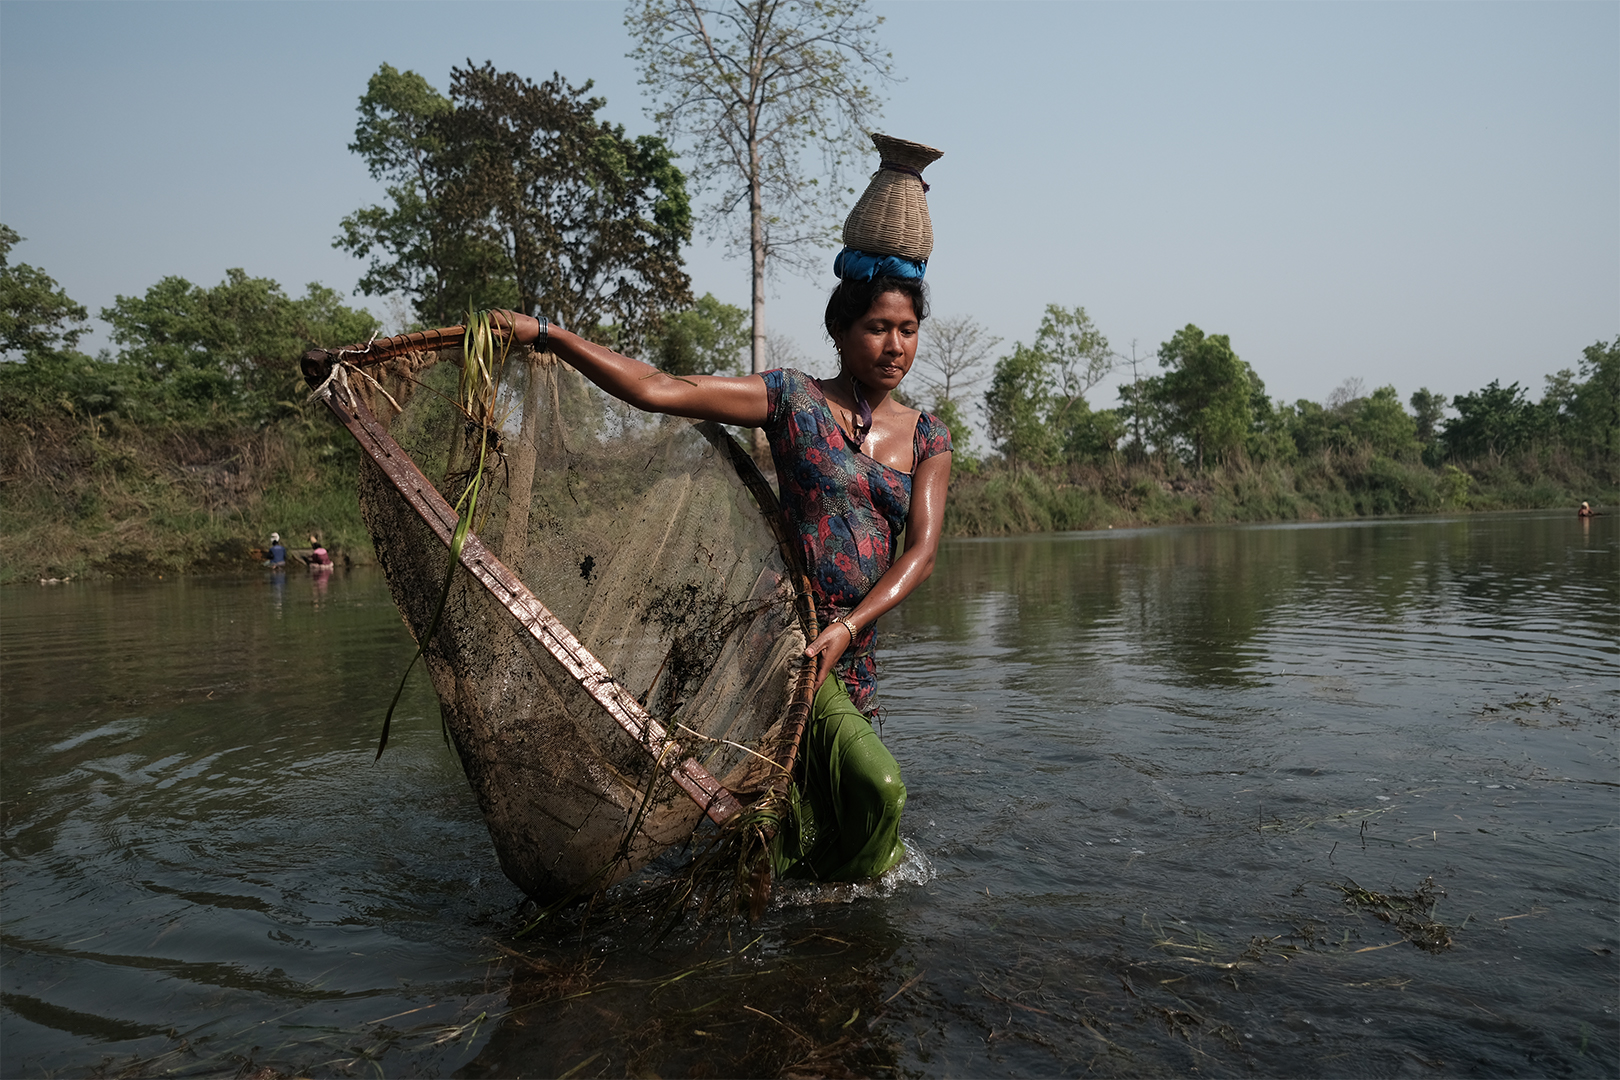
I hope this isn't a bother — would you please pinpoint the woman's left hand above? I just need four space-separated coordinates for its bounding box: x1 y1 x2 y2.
804 621 855 690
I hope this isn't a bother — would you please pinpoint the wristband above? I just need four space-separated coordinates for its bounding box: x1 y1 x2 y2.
536 315 550 348
837 616 859 641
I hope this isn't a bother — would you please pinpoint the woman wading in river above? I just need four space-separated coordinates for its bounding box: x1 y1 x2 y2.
499 135 949 881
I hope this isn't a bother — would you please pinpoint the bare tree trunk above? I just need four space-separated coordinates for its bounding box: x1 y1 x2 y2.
749 141 770 463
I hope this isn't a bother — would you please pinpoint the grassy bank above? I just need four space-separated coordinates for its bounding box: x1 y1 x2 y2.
2 425 1612 584
942 449 1615 537
0 417 369 583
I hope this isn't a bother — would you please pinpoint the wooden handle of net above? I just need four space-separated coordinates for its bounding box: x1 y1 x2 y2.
300 321 529 386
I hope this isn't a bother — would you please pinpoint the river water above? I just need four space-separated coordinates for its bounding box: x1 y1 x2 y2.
2 510 1615 1078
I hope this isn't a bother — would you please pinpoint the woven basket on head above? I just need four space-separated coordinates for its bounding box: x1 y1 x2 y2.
842 133 944 262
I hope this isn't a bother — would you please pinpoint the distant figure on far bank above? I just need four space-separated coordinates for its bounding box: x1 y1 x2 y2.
308 536 332 567
1578 501 1595 518
267 532 287 567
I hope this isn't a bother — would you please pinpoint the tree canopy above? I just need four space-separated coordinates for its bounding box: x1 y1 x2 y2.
969 298 1615 489
101 270 379 425
983 305 1119 469
1153 325 1255 470
1 225 90 359
650 292 749 376
337 62 693 344
1440 380 1535 461
3 260 377 434
334 65 480 327
1569 337 1619 462
984 342 1060 469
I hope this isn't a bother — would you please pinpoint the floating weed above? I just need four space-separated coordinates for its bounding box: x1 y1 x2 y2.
1476 692 1591 729
468 925 904 1077
1251 798 1410 839
1145 917 1244 968
1331 875 1454 951
1505 693 1561 711
488 941 604 1002
77 1012 473 1080
1240 934 1307 964
1342 976 1415 990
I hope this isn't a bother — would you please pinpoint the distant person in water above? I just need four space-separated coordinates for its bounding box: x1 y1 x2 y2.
1578 501 1594 518
267 533 287 567
308 536 332 566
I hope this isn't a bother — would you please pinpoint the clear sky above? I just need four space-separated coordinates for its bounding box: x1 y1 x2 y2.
2 0 1615 420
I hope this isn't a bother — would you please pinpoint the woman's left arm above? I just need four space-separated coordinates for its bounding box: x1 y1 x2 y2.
804 451 953 688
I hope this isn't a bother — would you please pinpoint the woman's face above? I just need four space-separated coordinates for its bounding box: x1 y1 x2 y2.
833 289 920 395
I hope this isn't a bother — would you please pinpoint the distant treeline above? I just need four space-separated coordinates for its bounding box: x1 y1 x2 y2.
920 305 1618 477
905 305 1617 534
2 231 1615 582
3 244 1615 581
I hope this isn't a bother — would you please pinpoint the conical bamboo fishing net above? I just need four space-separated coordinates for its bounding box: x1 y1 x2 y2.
307 335 815 904
841 133 944 261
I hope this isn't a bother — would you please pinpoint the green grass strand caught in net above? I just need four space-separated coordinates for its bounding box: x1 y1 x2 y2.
374 309 513 760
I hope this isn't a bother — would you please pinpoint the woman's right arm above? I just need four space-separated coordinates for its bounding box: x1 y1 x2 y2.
495 313 770 428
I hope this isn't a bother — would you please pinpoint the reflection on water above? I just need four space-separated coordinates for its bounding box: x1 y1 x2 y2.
2 511 1615 1077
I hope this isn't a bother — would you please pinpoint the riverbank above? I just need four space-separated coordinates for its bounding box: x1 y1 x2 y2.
0 420 370 584
942 450 1614 536
2 425 1612 583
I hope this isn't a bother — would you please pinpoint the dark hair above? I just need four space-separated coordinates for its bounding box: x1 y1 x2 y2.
823 275 929 341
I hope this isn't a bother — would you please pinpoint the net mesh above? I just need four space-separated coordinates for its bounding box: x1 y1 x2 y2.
350 346 811 902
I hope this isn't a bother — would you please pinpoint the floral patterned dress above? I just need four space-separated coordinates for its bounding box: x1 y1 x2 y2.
761 369 953 713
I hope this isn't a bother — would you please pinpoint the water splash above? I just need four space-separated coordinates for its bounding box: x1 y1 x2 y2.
771 837 935 908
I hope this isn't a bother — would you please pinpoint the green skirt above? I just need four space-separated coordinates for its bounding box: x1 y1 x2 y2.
773 677 907 881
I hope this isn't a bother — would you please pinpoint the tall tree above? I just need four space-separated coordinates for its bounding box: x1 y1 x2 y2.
0 230 110 433
626 0 893 385
984 344 1059 470
1154 324 1253 470
334 65 483 328
438 63 692 346
1325 377 1366 412
1115 340 1159 461
336 63 693 340
1349 385 1420 460
1408 387 1446 445
985 305 1120 468
1 225 89 359
1243 375 1293 464
765 329 807 370
1034 305 1114 433
1572 336 1619 466
1441 379 1534 461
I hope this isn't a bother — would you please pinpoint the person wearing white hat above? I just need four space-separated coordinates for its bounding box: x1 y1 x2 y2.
267 533 287 567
